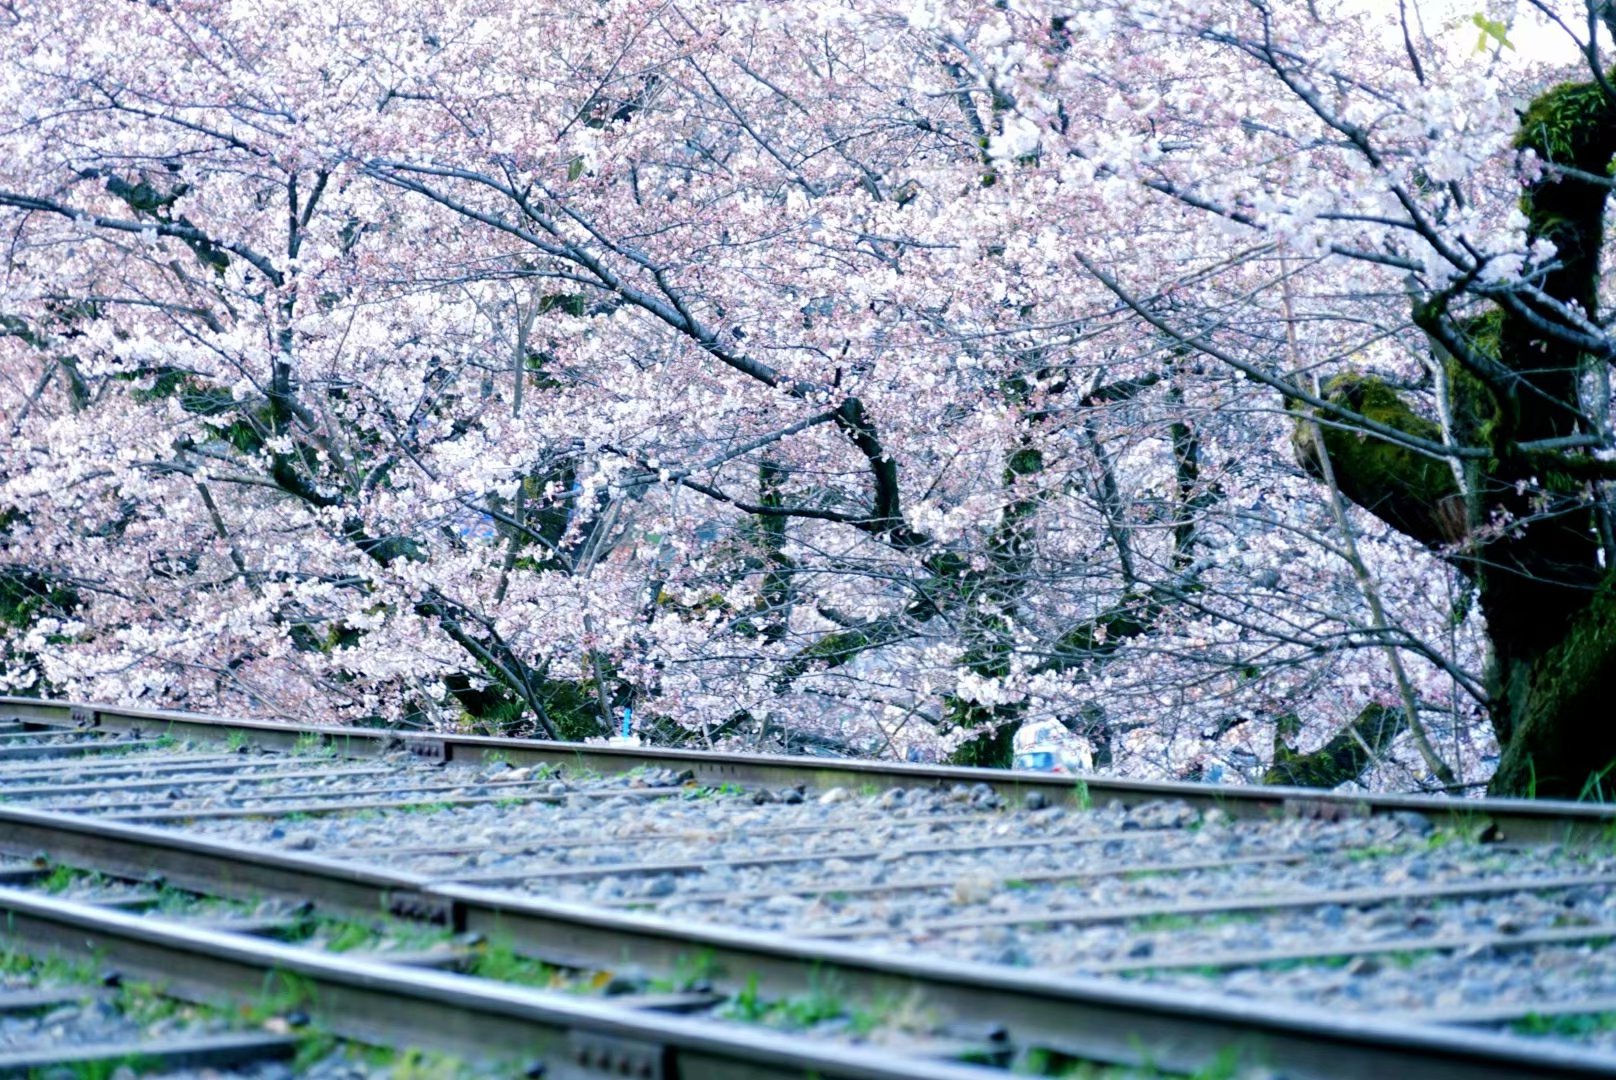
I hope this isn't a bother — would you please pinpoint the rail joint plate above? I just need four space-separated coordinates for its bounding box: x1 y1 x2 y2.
387 890 461 929
564 1029 674 1079
1282 797 1368 822
408 739 448 764
69 705 99 727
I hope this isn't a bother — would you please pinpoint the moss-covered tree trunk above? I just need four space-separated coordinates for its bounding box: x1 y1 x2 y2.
1486 583 1616 796
1294 77 1616 797
1264 704 1403 788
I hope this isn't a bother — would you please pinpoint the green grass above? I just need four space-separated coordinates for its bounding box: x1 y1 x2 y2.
113 980 183 1026
39 864 82 894
398 801 455 815
1344 844 1402 862
690 782 745 799
468 939 566 989
151 883 217 915
769 983 846 1028
320 920 379 954
147 733 179 751
225 729 250 751
1 942 468 1077
1512 1010 1616 1038
724 973 768 1022
565 755 604 782
362 1046 479 1080
1128 910 1255 935
1012 1043 1250 1078
285 915 451 956
646 950 718 993
1427 808 1494 847
718 972 863 1031
236 968 320 1027
0 945 100 985
1129 913 1200 934
27 1053 159 1080
1578 761 1616 804
292 733 335 758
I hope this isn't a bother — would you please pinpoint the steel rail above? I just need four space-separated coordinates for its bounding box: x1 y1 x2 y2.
804 873 1616 938
0 753 262 780
34 775 564 814
0 804 1609 1079
0 888 1005 1080
1082 923 1616 976
0 765 397 799
1411 996 1616 1027
604 850 1312 906
103 791 566 823
7 696 1615 845
0 1032 300 1078
0 737 165 761
439 825 1182 886
0 987 104 1012
98 784 686 824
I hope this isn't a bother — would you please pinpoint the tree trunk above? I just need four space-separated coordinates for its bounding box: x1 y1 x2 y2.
947 702 1019 768
1264 704 1404 788
1487 582 1616 797
1291 75 1616 798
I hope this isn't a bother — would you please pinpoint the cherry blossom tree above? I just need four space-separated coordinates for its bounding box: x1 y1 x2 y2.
967 0 1616 795
2 0 1596 795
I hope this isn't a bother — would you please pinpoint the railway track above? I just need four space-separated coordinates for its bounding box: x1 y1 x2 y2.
2 698 1615 1077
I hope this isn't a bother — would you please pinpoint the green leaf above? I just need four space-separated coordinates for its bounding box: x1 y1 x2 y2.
567 156 585 181
1472 12 1514 52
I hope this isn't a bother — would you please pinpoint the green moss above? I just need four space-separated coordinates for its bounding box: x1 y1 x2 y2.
1004 447 1043 482
1513 79 1616 322
1445 312 1505 457
445 668 604 741
1266 703 1403 788
1049 593 1161 664
945 706 1017 768
0 568 77 632
126 369 266 452
1515 80 1612 165
796 627 876 667
537 293 587 317
1490 578 1616 796
1292 373 1459 547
